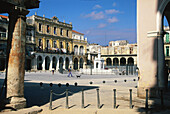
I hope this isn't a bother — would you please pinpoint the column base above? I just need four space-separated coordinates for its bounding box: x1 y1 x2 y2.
137 87 167 98
6 97 26 110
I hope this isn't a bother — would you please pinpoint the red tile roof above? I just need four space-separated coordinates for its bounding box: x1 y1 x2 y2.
0 15 8 19
72 30 84 35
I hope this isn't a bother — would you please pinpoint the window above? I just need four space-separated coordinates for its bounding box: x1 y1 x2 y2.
166 33 169 43
60 28 63 36
46 40 50 48
66 30 69 37
38 39 43 49
39 23 42 32
53 41 57 48
54 27 57 34
166 46 169 56
66 42 69 53
47 25 50 33
60 42 63 48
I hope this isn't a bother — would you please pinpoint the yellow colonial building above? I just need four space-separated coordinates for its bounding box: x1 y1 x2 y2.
26 14 87 71
72 30 87 70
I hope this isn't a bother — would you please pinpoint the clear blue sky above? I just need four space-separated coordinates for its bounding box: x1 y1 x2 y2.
30 0 137 45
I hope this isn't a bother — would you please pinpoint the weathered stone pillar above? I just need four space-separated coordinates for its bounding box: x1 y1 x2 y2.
7 8 29 109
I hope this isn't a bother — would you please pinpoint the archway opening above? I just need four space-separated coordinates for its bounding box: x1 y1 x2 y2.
128 57 134 65
52 57 57 70
59 57 63 70
120 58 126 66
80 58 84 69
74 58 78 70
45 56 50 70
106 58 112 66
65 57 69 69
113 58 119 66
37 56 42 70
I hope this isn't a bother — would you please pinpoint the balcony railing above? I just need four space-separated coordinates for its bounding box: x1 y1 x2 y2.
35 47 73 55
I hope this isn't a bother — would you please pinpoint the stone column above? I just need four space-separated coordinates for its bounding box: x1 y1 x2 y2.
42 56 45 70
158 31 165 88
6 8 29 109
49 57 53 70
63 58 66 69
56 59 59 70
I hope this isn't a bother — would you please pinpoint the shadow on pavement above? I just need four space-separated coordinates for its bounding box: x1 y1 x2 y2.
24 81 99 108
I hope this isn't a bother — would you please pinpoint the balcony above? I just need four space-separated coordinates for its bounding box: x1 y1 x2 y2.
35 47 73 55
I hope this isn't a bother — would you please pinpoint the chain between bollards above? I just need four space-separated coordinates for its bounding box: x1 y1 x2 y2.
82 89 84 108
145 89 148 109
113 89 116 109
129 89 132 109
96 89 100 109
49 90 53 110
66 89 69 109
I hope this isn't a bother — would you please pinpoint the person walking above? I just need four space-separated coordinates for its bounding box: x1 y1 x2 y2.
68 67 73 77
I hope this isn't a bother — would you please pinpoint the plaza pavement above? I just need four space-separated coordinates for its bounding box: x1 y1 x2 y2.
1 71 170 114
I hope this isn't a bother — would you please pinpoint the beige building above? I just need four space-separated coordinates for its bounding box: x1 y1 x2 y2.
101 41 137 66
72 30 88 70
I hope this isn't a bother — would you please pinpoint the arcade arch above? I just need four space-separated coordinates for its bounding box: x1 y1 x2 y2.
106 58 112 66
52 56 57 70
37 56 43 70
45 56 50 70
113 58 119 66
80 58 84 69
59 57 64 69
128 57 134 65
120 57 126 66
65 57 69 69
74 58 78 70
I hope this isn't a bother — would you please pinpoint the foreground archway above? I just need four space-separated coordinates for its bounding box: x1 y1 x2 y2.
137 0 170 97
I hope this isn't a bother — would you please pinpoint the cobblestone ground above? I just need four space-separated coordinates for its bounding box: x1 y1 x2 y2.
1 71 170 114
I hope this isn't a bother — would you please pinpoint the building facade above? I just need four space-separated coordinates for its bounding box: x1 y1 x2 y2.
164 27 170 68
0 14 88 71
101 41 137 67
72 30 87 70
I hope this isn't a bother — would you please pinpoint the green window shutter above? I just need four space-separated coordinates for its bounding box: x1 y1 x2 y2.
166 33 169 43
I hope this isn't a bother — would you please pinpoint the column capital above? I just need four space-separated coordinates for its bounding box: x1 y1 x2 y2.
9 6 29 17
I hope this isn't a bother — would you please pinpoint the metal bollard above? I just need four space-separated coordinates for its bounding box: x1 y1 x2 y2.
66 89 69 109
49 90 53 110
82 89 84 108
96 89 100 109
113 89 116 109
129 89 132 109
160 89 164 106
145 89 148 109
